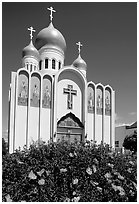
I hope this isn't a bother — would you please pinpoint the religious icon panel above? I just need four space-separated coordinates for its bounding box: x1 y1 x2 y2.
105 88 111 116
30 73 41 107
18 71 29 106
42 76 51 108
97 86 103 115
87 85 95 113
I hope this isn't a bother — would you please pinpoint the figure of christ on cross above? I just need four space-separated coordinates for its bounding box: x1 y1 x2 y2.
63 85 77 109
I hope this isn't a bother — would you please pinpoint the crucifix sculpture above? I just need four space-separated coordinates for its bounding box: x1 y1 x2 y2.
28 26 36 40
47 6 56 22
63 85 77 109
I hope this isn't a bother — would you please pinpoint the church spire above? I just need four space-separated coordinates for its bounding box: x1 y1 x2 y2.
22 26 39 70
73 41 87 76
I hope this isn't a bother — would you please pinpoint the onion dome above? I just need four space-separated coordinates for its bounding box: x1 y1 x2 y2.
22 40 40 60
73 54 87 70
35 22 66 52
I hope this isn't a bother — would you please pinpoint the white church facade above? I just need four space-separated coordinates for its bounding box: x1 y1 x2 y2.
8 7 115 153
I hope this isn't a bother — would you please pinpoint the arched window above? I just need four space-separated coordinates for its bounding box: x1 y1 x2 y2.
39 60 42 70
59 61 61 69
26 64 29 70
30 64 32 72
45 58 48 69
52 59 55 69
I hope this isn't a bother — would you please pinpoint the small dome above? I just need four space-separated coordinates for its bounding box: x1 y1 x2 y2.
22 40 40 60
73 54 87 70
35 22 66 52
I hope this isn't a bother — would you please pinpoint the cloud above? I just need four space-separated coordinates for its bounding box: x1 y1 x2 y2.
128 112 136 116
115 122 131 127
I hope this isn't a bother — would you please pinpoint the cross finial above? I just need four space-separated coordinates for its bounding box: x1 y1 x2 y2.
28 26 36 40
76 41 83 55
47 6 56 22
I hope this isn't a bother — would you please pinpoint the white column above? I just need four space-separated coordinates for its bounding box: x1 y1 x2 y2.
111 91 115 148
102 89 105 143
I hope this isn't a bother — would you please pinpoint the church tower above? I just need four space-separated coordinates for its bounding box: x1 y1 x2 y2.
8 7 115 153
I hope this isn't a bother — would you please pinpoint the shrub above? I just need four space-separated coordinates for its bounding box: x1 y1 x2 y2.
123 131 137 153
2 141 137 202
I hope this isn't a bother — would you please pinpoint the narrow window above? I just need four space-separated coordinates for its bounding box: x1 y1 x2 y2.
45 58 48 69
26 64 29 70
52 59 55 69
59 61 61 69
30 64 32 72
39 60 42 70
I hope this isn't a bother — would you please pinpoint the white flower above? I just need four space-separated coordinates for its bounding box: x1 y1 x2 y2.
46 170 51 176
28 170 37 180
127 168 132 173
64 197 70 202
73 191 76 195
111 184 125 196
104 172 112 179
73 178 78 185
92 165 97 173
17 160 24 164
60 168 67 173
37 168 45 176
118 174 124 180
107 163 114 168
72 196 80 202
74 152 77 156
90 181 99 186
129 161 134 166
97 186 102 193
38 178 45 185
69 152 74 157
5 194 12 202
86 167 92 175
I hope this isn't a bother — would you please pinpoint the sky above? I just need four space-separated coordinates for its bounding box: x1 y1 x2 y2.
2 2 137 137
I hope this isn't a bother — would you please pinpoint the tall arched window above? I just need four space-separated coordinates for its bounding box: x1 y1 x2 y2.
45 58 48 69
52 59 55 69
26 64 29 70
59 61 61 69
30 64 32 72
39 60 42 70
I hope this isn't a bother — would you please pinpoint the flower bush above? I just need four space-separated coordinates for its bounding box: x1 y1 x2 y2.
2 141 137 202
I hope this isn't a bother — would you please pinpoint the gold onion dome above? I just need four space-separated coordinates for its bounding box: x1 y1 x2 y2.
22 40 40 60
35 22 66 52
73 54 87 70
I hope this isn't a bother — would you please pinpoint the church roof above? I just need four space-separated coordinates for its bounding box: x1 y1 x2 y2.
35 22 66 52
22 40 40 60
73 54 87 70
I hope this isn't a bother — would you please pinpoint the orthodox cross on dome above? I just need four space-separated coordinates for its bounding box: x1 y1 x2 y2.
47 6 56 22
76 41 83 55
63 85 77 109
28 26 36 40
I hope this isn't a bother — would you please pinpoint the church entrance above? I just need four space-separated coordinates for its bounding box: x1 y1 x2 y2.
57 112 84 143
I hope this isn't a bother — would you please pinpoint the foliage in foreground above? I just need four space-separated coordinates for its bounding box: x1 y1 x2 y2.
2 141 137 202
123 131 137 153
